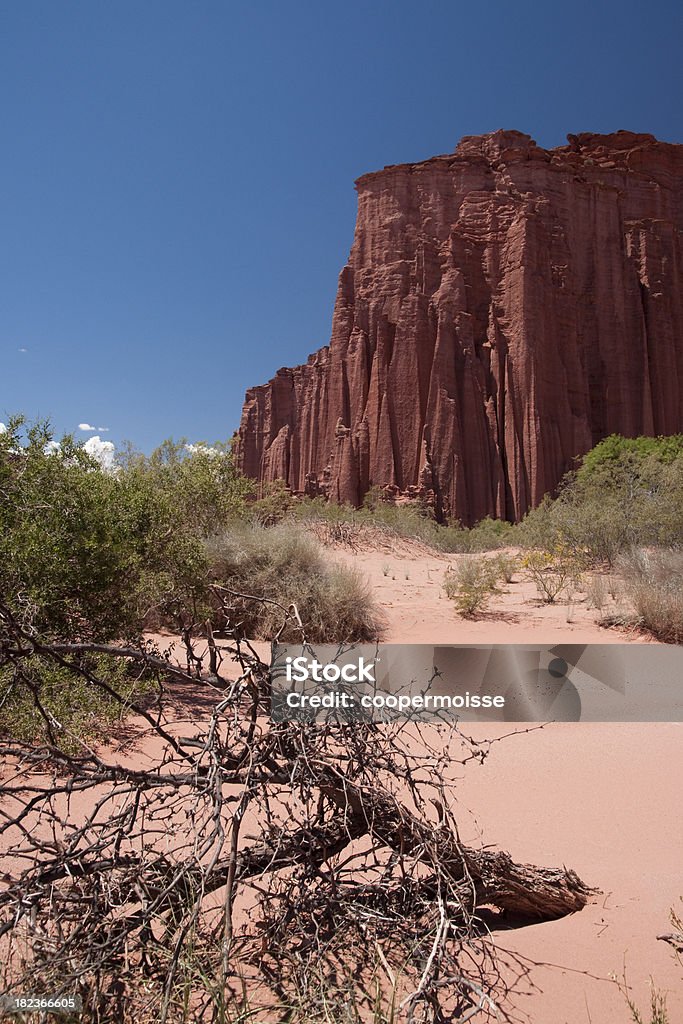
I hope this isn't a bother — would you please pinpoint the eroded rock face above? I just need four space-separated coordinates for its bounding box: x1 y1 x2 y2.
235 130 683 523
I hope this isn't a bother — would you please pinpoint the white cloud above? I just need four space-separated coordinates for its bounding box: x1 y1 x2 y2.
0 423 6 434
79 422 111 434
18 347 28 353
185 442 223 459
44 440 61 455
84 435 117 472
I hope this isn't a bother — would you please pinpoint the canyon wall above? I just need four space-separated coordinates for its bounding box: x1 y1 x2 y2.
235 130 683 524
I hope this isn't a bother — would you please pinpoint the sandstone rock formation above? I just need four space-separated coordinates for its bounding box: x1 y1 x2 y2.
235 130 683 524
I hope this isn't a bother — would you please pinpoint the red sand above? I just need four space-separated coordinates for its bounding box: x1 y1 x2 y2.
333 542 649 645
1 546 679 1021
452 721 682 1022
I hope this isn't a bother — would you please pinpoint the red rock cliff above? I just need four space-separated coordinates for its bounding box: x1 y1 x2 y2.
235 130 683 524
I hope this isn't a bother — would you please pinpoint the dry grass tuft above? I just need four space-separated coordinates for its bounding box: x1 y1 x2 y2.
205 522 381 642
618 548 683 643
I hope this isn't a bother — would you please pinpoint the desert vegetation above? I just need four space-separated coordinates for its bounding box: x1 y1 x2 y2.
1 418 681 1022
618 899 683 1024
312 434 683 638
443 557 504 618
517 435 683 562
0 421 592 1023
204 523 379 642
256 435 683 639
616 548 683 644
516 435 683 638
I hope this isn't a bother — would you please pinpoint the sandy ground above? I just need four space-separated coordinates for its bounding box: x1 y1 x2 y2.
332 540 650 644
452 721 682 1023
329 540 682 1019
4 711 678 1022
1 547 680 1022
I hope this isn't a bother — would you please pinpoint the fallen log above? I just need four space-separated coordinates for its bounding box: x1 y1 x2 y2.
314 777 595 920
464 849 592 918
82 801 594 924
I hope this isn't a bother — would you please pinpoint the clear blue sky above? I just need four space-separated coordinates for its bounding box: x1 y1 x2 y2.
2 0 682 452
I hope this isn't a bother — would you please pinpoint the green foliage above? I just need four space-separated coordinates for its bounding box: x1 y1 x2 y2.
578 433 683 477
1 420 139 639
518 435 683 565
251 478 298 526
0 421 257 640
290 497 513 554
118 436 251 536
362 484 394 512
0 654 150 750
491 552 518 583
0 418 250 744
443 556 501 617
440 516 516 557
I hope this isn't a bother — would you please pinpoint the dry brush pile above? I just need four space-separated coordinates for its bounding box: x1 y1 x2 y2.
0 422 596 1022
0 596 594 1024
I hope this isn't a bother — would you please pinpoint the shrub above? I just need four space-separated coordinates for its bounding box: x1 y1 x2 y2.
0 418 206 642
118 435 251 535
492 552 518 583
462 516 515 551
251 479 298 526
205 522 381 641
617 967 670 1024
0 420 259 642
518 435 683 565
0 654 150 751
578 433 683 477
521 549 583 604
293 497 514 554
618 548 683 643
517 491 629 566
443 556 500 617
584 573 609 611
0 418 248 743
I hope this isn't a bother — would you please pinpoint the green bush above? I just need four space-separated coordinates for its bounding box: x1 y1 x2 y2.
458 517 515 553
578 433 683 477
520 548 584 604
491 552 518 583
289 497 514 554
118 436 251 536
251 478 298 525
0 418 245 744
443 556 501 617
517 436 683 565
0 421 254 642
0 654 151 750
1 420 187 641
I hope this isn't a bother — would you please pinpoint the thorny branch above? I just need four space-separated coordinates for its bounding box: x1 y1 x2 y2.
0 595 593 1023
